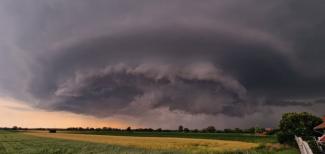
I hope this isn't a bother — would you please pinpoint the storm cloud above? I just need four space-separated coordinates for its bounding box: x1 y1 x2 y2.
1 0 325 128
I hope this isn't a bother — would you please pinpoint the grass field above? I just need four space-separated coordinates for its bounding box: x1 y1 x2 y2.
26 131 259 153
0 130 299 154
0 131 172 154
63 131 277 143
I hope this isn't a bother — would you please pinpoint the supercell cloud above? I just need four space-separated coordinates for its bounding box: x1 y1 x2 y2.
1 0 325 128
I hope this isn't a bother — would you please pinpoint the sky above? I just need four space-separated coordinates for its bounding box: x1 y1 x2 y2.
0 0 325 129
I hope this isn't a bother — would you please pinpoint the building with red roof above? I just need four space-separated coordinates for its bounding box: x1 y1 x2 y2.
314 116 325 130
315 116 325 143
319 135 325 142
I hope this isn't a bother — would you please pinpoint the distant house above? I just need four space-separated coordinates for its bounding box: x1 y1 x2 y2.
314 116 325 132
314 116 325 142
265 128 273 132
319 136 325 142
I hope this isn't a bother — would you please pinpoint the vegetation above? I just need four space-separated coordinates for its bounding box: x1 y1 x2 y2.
277 112 322 145
0 131 175 154
3 113 313 154
202 126 217 133
63 130 277 143
25 131 259 153
0 131 298 154
62 126 273 134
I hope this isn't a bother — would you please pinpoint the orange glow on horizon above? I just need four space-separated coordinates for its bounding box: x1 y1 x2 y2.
0 97 132 128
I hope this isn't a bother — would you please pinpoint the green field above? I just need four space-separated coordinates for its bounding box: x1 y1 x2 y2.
63 131 277 143
0 131 299 154
0 131 177 154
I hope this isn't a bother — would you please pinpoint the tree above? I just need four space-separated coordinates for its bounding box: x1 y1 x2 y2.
277 112 322 145
224 128 233 133
126 126 132 132
184 128 190 132
178 125 183 132
12 126 18 130
245 127 256 134
234 128 243 133
203 126 216 133
156 128 162 132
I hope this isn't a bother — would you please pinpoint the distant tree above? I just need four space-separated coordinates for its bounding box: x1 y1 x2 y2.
126 126 132 131
277 112 322 145
215 130 223 133
107 127 113 131
203 126 216 133
49 129 56 133
12 126 18 130
193 129 199 133
178 125 184 132
78 127 84 131
184 128 190 132
234 128 243 133
224 128 233 133
156 128 162 132
245 127 256 134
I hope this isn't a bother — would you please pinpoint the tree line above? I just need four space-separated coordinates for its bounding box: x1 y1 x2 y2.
0 125 276 134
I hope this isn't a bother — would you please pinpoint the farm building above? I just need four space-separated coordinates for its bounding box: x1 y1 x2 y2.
319 136 325 142
314 116 325 132
314 116 325 142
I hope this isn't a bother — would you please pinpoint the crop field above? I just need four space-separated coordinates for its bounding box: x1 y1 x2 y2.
0 130 299 154
64 131 277 143
0 131 168 154
25 131 259 153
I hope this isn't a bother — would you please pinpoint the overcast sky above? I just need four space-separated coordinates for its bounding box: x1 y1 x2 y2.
0 0 325 129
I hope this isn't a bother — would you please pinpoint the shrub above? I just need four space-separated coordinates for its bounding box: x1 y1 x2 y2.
277 131 294 145
307 139 322 154
202 126 216 133
277 112 322 145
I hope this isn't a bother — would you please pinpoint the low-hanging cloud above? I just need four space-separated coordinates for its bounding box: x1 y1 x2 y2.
48 62 249 117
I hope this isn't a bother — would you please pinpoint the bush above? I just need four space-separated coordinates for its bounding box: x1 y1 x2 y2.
277 131 294 145
307 139 322 154
277 112 322 145
202 126 216 133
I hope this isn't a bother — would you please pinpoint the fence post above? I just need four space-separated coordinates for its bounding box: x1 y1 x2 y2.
295 135 314 154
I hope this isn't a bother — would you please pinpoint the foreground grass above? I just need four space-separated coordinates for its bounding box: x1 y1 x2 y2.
0 131 176 154
63 131 277 143
26 131 258 153
0 131 299 154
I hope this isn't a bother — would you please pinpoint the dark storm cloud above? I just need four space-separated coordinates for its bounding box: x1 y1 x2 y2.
1 0 325 128
46 63 248 117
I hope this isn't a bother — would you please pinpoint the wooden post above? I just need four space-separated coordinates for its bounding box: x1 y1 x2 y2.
295 136 314 154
